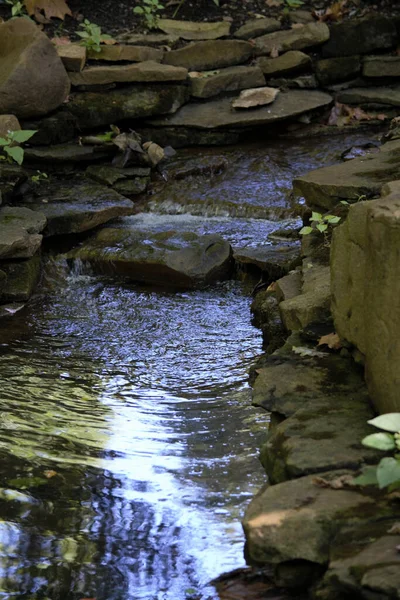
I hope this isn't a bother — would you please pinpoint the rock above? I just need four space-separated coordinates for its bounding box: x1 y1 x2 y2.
189 65 265 99
279 264 331 331
68 229 233 288
0 225 42 259
0 114 20 137
254 22 329 56
157 19 230 40
24 143 115 164
69 61 188 86
250 292 287 353
21 182 134 236
315 55 361 86
322 15 397 57
337 86 400 107
147 89 332 129
0 18 70 118
363 55 400 78
1 254 41 302
290 10 314 25
57 44 86 72
137 126 241 148
317 521 400 599
293 140 400 211
275 271 302 302
86 165 150 195
0 206 46 234
163 40 253 71
234 18 281 40
163 155 228 180
242 471 378 566
0 163 26 202
115 33 180 47
260 391 378 483
256 51 311 77
67 84 189 129
87 44 163 63
0 270 6 298
234 244 300 278
21 111 78 146
252 348 365 417
232 87 279 109
268 74 318 89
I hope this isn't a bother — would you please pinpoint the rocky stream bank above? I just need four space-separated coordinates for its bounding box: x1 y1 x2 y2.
1 9 400 600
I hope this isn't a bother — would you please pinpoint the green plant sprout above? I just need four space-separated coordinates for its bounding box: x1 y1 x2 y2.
77 20 113 53
285 0 304 8
0 130 37 166
300 211 341 236
5 0 27 18
353 413 400 490
133 0 164 30
31 170 49 185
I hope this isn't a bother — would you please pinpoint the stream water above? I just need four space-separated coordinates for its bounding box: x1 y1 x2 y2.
0 131 381 600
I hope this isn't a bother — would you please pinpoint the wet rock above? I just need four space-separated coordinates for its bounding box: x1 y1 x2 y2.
68 229 233 289
0 269 6 297
86 165 150 196
0 114 20 137
363 55 400 78
22 182 134 236
0 207 46 234
322 15 397 58
234 244 300 278
164 156 228 180
234 18 281 40
260 391 378 483
293 140 400 211
315 55 361 86
257 51 311 77
69 61 188 86
275 271 302 302
0 224 42 259
137 126 241 148
67 84 189 129
232 87 279 109
24 143 115 164
0 18 70 118
57 44 86 72
0 163 26 202
243 471 377 566
279 264 331 331
147 89 332 129
1 254 41 302
189 65 265 99
163 40 253 71
157 19 230 40
87 45 163 63
254 22 329 56
251 292 287 354
21 111 78 146
337 86 400 107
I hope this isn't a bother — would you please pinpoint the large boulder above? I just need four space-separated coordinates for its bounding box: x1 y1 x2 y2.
68 229 233 289
0 18 70 118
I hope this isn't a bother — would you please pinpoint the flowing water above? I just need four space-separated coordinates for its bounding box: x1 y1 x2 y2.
0 131 382 600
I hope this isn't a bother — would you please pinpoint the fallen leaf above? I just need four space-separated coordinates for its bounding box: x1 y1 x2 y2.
24 0 72 20
317 332 342 350
387 523 400 534
43 469 57 478
103 38 117 46
313 475 353 489
266 0 282 6
270 45 279 58
51 35 71 45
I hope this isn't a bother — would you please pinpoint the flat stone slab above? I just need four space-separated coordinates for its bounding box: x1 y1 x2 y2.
0 206 46 234
234 18 281 40
57 44 86 72
254 22 329 56
293 139 400 210
68 229 233 289
233 244 300 277
157 19 230 40
256 51 311 76
22 182 134 236
147 89 332 129
115 33 180 48
68 84 189 129
87 45 163 62
189 65 265 99
315 55 361 85
363 55 400 78
0 224 42 259
69 61 188 86
337 85 400 106
242 471 378 566
24 143 115 164
163 40 253 71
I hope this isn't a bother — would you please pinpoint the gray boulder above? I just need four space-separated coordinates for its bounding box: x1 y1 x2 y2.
0 18 70 118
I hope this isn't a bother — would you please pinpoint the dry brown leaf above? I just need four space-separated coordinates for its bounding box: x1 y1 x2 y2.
51 35 71 45
313 475 353 489
43 469 58 478
387 523 400 534
317 332 342 350
266 0 282 6
270 45 279 58
377 113 387 121
25 0 72 20
266 281 277 293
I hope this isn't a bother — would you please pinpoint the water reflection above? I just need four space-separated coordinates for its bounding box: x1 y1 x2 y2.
0 270 268 599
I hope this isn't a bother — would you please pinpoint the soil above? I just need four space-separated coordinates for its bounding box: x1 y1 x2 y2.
1 0 399 41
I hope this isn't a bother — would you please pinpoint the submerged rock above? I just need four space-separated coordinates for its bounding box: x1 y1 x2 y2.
68 229 233 288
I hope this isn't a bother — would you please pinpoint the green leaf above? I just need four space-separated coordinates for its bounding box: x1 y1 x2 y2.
0 137 9 147
325 215 341 224
133 6 144 13
352 465 378 486
340 200 349 206
317 223 328 233
299 226 313 236
368 413 400 433
361 432 396 451
10 129 37 143
5 146 23 165
376 457 400 489
310 212 322 222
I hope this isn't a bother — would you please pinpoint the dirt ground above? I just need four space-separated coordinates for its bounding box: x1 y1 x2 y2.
1 0 399 40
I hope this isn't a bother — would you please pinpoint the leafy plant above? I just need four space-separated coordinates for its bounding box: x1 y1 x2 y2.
0 129 37 166
133 0 164 30
354 413 400 490
285 0 304 7
5 0 27 18
31 170 48 184
300 211 341 236
76 19 113 53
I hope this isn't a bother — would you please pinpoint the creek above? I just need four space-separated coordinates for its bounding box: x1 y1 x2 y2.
0 130 381 600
